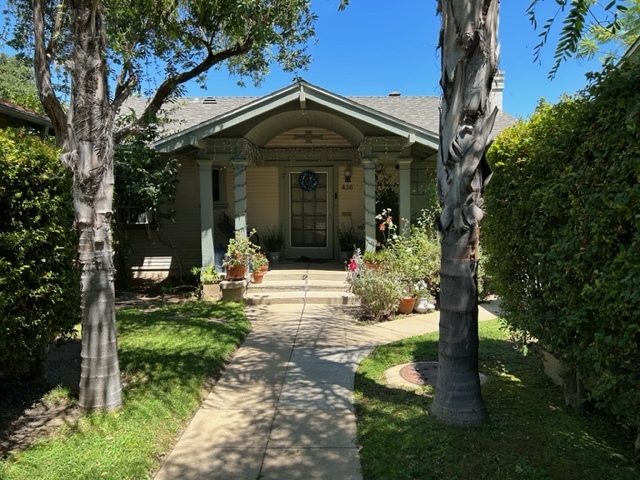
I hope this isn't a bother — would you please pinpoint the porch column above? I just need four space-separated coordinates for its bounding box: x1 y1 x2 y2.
397 158 413 235
232 158 249 237
363 158 377 252
197 159 215 267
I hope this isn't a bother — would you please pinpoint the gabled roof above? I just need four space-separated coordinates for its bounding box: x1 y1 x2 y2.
122 79 516 154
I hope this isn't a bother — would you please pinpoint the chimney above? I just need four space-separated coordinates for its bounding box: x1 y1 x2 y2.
490 71 504 111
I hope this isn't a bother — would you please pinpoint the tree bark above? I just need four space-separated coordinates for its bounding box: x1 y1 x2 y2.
431 0 499 427
68 0 122 411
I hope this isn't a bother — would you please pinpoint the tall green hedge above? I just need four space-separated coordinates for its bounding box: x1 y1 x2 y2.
0 128 79 378
484 60 640 437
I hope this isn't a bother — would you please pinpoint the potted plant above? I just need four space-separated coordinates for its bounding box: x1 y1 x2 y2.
191 265 221 300
250 253 269 284
223 229 259 280
337 225 361 260
361 249 390 270
262 226 285 262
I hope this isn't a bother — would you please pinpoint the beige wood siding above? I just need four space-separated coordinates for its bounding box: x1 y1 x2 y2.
128 157 201 277
337 165 364 231
247 166 279 235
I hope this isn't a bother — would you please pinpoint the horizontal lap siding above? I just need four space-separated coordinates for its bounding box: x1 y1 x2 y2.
128 157 201 277
247 166 279 242
338 165 364 231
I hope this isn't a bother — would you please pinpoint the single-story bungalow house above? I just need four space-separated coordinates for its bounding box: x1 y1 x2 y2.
0 99 53 136
123 78 516 278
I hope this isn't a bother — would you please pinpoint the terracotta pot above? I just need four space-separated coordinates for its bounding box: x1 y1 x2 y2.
252 271 265 284
397 296 417 314
364 262 380 270
226 265 247 280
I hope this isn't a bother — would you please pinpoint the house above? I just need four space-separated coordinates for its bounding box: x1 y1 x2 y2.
124 78 515 278
0 98 52 135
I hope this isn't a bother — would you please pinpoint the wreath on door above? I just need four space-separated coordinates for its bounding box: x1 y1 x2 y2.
298 170 319 192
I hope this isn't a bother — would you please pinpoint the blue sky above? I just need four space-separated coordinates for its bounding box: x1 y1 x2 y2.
192 0 608 119
1 0 611 119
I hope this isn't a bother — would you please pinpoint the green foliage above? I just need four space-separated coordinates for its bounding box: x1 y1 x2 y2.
0 301 251 479
347 250 404 322
113 127 179 287
0 128 79 377
262 226 285 252
528 0 631 78
387 210 441 300
355 319 638 479
337 224 363 252
484 59 640 436
0 53 43 114
223 229 260 267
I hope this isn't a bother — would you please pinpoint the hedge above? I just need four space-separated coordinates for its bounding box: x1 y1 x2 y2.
483 59 640 441
0 128 80 378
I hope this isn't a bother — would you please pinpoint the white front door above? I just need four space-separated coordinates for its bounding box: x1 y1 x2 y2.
286 167 334 259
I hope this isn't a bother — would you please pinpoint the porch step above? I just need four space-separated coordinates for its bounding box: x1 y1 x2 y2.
244 261 356 306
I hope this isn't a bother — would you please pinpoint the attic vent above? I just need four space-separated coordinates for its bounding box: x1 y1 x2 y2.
388 91 401 97
203 97 217 104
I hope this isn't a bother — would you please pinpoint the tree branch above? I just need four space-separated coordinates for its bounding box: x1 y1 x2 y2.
33 0 68 148
114 36 254 143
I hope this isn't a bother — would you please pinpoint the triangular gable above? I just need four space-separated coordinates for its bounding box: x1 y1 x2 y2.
154 79 439 153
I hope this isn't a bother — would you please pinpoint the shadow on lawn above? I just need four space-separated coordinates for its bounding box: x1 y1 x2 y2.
354 336 638 480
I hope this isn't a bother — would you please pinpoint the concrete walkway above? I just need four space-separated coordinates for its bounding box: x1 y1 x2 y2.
154 302 500 480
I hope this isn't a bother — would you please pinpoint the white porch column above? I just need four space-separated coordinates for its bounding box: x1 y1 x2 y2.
197 159 215 267
232 158 249 237
363 158 377 252
397 158 413 235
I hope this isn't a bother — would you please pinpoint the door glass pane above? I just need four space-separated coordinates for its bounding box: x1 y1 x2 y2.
290 172 328 248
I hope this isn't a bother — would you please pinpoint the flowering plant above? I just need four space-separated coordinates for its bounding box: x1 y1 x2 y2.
375 208 397 248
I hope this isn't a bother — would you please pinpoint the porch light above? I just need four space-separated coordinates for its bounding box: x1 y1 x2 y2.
344 166 352 183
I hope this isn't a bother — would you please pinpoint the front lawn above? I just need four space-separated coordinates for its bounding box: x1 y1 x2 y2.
355 320 638 480
0 301 250 480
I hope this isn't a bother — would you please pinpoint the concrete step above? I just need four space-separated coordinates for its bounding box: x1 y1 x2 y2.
244 261 354 305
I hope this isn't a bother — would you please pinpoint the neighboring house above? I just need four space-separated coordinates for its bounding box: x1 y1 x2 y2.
124 78 516 278
0 99 52 135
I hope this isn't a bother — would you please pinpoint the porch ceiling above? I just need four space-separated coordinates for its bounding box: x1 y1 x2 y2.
245 110 363 147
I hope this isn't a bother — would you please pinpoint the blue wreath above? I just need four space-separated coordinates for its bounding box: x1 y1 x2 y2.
299 170 319 192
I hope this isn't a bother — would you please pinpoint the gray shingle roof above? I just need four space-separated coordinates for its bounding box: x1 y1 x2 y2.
121 89 516 139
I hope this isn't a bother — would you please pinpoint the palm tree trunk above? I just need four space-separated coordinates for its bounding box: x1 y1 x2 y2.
431 225 486 425
431 0 499 426
69 0 122 411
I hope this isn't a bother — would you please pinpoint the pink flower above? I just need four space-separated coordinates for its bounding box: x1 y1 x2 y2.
379 223 386 231
348 260 357 272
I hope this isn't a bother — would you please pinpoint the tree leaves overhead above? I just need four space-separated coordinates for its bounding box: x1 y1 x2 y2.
4 0 318 142
527 0 633 78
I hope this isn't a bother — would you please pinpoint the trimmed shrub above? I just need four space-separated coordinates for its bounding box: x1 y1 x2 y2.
0 128 79 378
484 60 640 441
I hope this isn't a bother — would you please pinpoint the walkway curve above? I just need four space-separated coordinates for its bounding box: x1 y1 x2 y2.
154 302 499 480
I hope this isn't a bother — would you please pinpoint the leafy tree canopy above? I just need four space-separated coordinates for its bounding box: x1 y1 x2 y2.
3 0 318 144
576 0 640 62
0 53 43 113
528 0 634 78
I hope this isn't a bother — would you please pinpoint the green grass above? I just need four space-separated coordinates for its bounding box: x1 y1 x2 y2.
0 301 250 480
355 320 638 480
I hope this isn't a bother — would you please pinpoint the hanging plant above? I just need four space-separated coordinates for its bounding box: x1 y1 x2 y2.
299 170 319 191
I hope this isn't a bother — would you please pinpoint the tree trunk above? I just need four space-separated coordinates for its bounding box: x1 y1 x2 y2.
431 0 499 427
69 0 122 411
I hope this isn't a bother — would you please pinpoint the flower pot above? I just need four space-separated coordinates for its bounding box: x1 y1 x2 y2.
397 296 417 314
267 251 281 262
226 265 247 280
414 297 435 314
364 262 380 270
252 271 265 284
